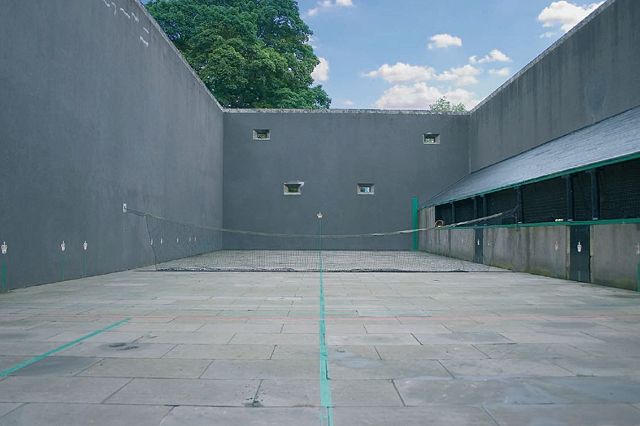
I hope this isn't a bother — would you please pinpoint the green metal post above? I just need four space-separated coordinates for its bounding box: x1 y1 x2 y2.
412 197 419 251
1 260 7 293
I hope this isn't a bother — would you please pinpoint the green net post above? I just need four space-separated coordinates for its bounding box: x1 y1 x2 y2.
637 262 640 292
1 260 7 294
411 197 419 251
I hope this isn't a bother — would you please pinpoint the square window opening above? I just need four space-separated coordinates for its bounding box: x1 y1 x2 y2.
423 133 440 145
357 183 375 195
253 129 271 141
284 181 304 195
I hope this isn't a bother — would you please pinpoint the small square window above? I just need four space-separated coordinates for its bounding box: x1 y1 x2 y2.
284 181 303 195
423 133 440 145
357 183 375 195
253 129 271 141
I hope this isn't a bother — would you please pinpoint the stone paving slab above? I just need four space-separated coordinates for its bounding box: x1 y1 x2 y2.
0 377 131 403
484 403 640 426
79 358 212 379
10 357 100 377
332 406 498 426
157 407 319 426
0 403 171 426
0 404 21 419
163 344 275 360
105 378 259 406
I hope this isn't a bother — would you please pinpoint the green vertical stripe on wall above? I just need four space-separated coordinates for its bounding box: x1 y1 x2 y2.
412 197 419 251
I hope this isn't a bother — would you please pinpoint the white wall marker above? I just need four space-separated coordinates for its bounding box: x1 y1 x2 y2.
160 238 163 245
1 242 7 255
102 0 110 7
577 242 582 253
143 27 149 34
176 237 180 243
636 243 640 255
189 237 192 243
83 241 88 251
122 203 127 213
61 241 66 252
139 36 149 47
119 8 130 19
131 12 139 22
150 239 154 246
111 2 117 15
554 241 559 251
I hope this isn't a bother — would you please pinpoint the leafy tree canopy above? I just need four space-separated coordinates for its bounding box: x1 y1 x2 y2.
428 97 467 113
146 0 331 109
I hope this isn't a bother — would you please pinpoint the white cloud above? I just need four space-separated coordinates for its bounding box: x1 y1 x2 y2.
307 0 353 16
540 31 558 39
489 67 511 77
469 49 511 64
311 57 330 82
435 64 481 87
341 99 355 107
538 1 603 33
427 33 463 50
374 82 479 110
365 62 436 83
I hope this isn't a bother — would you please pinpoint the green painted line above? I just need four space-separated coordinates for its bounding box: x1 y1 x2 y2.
411 197 419 251
0 318 131 378
317 217 334 426
1 260 7 293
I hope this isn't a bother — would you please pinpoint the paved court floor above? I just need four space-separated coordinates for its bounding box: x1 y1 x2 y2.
1 267 640 425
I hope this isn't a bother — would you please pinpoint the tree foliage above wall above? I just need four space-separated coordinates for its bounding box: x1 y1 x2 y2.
428 97 467 113
146 0 331 109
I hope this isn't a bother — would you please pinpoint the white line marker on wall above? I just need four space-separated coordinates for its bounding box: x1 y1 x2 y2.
102 0 110 7
1 242 7 255
554 241 559 251
61 241 66 252
636 243 640 255
83 241 88 251
160 238 163 245
176 237 180 244
577 241 582 253
139 36 149 47
119 8 130 19
131 12 139 22
143 27 149 34
150 239 154 246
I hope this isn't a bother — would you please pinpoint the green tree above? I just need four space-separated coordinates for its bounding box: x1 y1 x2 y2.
428 97 466 113
146 0 331 109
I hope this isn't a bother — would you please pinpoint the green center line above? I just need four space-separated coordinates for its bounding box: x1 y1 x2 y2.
318 215 334 426
0 317 131 378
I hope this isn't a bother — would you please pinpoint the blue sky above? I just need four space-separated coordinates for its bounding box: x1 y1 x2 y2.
301 0 604 109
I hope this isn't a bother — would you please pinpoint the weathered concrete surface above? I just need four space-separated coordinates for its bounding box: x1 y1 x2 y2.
223 111 469 250
471 0 640 171
448 229 475 262
0 0 224 289
591 223 640 290
1 268 640 425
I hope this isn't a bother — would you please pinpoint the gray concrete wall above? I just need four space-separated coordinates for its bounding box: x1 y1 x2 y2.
0 0 224 289
470 0 640 171
223 111 469 249
591 224 640 291
448 229 475 262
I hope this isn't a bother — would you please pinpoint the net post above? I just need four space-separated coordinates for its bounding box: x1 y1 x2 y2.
411 197 419 251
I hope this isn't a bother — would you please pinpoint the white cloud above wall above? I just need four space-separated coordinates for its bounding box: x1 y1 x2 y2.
469 49 511 64
312 57 330 82
365 62 436 83
307 0 353 17
436 64 481 87
537 1 604 33
489 67 511 77
374 83 479 110
427 33 463 50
